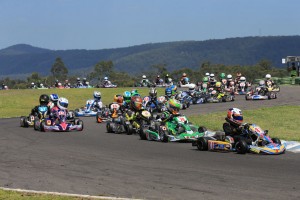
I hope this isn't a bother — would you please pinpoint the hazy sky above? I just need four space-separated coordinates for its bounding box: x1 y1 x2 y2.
0 0 299 50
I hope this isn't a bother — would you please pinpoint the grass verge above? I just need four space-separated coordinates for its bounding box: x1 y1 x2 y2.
189 105 300 141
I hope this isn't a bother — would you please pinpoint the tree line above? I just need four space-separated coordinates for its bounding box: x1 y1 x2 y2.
1 57 289 89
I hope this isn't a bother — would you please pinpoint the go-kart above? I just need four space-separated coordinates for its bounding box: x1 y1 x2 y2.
235 82 251 95
101 83 117 88
145 115 206 142
37 109 83 132
106 104 133 134
206 90 234 103
126 110 153 138
189 91 207 104
223 122 285 155
20 106 49 128
75 99 102 117
176 91 191 109
192 130 233 152
142 96 167 113
245 87 277 100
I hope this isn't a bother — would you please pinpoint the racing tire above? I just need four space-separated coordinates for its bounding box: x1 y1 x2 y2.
20 116 26 127
198 126 207 133
159 130 169 143
75 109 79 117
223 123 233 135
77 120 84 131
197 137 208 151
271 138 281 145
126 124 133 135
106 122 113 133
33 118 40 131
235 139 248 154
139 128 147 140
40 121 45 132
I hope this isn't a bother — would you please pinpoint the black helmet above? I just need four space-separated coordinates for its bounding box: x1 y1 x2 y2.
39 94 50 105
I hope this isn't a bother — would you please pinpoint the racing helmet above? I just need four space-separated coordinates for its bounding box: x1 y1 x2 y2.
131 89 140 97
202 77 209 82
220 73 226 79
165 87 172 97
83 77 87 81
182 73 187 77
227 74 233 79
94 91 101 100
130 96 143 111
167 99 181 115
149 87 157 98
236 72 242 77
104 77 108 81
50 94 59 103
210 73 215 78
215 82 221 88
165 74 169 77
57 97 69 110
157 75 160 78
189 83 196 92
227 108 243 123
123 91 131 103
205 72 210 76
39 94 50 106
259 80 265 86
114 94 124 106
142 75 146 79
265 74 271 79
77 77 80 81
240 76 246 81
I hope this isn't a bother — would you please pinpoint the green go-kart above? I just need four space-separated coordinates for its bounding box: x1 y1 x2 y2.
145 114 206 142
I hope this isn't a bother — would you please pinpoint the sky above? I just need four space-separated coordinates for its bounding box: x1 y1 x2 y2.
0 0 299 50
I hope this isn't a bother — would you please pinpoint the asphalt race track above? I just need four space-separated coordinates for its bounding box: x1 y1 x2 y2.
0 86 300 200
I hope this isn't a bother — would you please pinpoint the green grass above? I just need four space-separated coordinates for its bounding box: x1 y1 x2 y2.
0 88 164 118
189 105 300 141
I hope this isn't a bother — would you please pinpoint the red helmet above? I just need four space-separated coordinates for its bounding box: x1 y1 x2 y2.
130 96 143 110
227 108 243 123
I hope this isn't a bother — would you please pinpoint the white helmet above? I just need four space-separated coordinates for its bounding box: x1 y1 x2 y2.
94 91 101 99
265 74 271 79
240 76 246 81
57 97 69 110
104 77 108 81
259 80 265 86
189 83 196 91
142 75 146 79
210 73 215 78
227 74 232 79
205 72 210 76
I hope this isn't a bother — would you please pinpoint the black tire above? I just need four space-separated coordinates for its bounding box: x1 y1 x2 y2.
139 128 147 140
20 116 26 127
33 118 40 131
198 126 207 133
126 124 133 135
40 121 45 132
223 122 233 135
235 139 248 154
272 138 281 145
159 130 169 143
77 120 84 131
197 137 208 151
106 122 113 133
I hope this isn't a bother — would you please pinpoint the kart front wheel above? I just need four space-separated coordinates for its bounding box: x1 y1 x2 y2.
40 121 45 132
197 137 208 151
126 124 133 135
106 122 113 133
20 116 26 127
235 139 248 154
139 128 147 140
77 120 84 131
159 130 169 143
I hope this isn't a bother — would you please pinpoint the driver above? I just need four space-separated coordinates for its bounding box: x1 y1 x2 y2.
92 91 103 110
225 108 248 135
30 94 50 117
159 99 181 123
140 75 151 86
180 73 189 85
265 74 275 87
103 77 112 86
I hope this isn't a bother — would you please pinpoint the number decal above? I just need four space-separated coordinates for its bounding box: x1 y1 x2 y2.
144 96 150 102
177 117 186 122
110 103 120 109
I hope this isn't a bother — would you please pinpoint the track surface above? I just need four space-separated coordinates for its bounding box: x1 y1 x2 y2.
0 86 300 200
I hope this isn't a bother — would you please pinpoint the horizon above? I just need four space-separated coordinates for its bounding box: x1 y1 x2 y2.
1 0 300 50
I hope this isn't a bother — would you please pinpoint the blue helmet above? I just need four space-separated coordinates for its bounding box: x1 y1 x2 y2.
165 87 172 97
50 94 59 102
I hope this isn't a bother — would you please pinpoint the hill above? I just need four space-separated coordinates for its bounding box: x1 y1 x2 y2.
0 36 299 77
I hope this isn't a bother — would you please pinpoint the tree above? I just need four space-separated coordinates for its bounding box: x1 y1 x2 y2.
88 60 114 82
50 57 68 81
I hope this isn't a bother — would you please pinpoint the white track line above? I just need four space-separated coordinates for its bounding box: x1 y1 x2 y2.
0 187 143 200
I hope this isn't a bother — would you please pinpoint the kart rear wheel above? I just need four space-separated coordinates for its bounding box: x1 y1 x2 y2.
197 137 208 151
159 130 169 143
96 113 103 123
106 122 113 133
126 124 133 135
40 121 45 132
139 128 147 140
235 139 248 154
20 116 26 127
272 138 281 145
77 120 84 131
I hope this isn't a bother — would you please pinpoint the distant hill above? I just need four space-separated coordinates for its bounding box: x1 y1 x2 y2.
0 36 299 77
